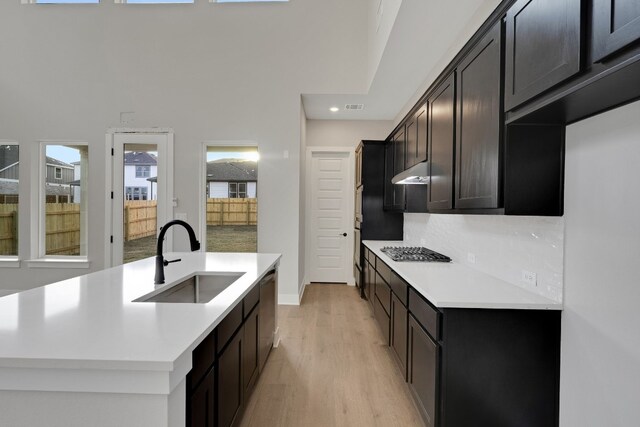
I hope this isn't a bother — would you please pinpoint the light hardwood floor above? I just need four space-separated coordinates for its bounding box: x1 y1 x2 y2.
239 284 424 427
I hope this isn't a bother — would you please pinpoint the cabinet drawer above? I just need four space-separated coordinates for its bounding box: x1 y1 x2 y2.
191 330 216 391
243 284 260 319
375 273 391 315
389 272 408 306
216 303 243 354
409 288 440 340
373 294 390 345
376 259 392 284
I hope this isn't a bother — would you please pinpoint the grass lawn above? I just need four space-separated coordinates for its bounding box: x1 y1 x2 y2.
123 225 257 264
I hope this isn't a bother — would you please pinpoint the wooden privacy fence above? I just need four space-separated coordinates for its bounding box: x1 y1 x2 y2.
0 204 18 255
124 200 157 242
207 198 257 226
45 204 81 255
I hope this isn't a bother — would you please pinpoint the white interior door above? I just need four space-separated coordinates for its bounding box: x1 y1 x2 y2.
308 151 351 283
110 132 174 266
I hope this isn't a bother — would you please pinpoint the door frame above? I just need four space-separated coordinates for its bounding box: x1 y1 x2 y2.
199 141 259 252
105 128 174 268
304 146 355 286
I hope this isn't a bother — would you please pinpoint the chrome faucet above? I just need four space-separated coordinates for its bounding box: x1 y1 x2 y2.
154 220 201 285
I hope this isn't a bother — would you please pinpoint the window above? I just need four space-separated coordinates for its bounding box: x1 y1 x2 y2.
125 186 149 201
0 144 19 258
41 144 89 257
135 165 150 178
229 182 247 198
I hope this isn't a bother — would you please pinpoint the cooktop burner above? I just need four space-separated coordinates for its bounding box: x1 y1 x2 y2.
381 246 452 263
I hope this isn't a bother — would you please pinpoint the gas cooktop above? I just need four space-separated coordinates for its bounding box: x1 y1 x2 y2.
381 246 452 263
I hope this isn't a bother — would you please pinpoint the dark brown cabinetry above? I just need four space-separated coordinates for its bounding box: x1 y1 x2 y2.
355 145 363 188
217 329 243 427
405 104 428 168
593 0 640 61
383 143 395 210
408 314 439 427
389 129 407 211
455 21 502 209
390 292 408 379
427 74 456 211
189 366 215 427
505 0 582 110
364 249 561 427
243 305 259 399
259 270 276 372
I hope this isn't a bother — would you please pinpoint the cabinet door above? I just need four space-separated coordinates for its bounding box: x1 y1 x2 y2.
243 305 260 400
593 0 640 61
259 272 276 372
366 261 375 310
427 74 456 211
392 129 406 210
405 105 428 169
504 0 582 110
390 293 408 379
189 367 215 427
383 142 395 210
455 21 502 209
217 330 243 427
408 315 439 427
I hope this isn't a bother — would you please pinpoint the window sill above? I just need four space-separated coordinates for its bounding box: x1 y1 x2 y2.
0 258 20 268
27 257 90 269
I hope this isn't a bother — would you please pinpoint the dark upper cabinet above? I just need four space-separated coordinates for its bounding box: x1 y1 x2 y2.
392 129 406 211
405 104 428 169
593 0 640 61
383 143 395 210
455 21 502 210
355 145 363 188
504 0 582 111
427 73 456 211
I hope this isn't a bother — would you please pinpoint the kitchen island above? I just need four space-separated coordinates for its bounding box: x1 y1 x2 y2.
0 252 281 427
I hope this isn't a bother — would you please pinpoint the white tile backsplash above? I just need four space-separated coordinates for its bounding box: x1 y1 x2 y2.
403 213 564 302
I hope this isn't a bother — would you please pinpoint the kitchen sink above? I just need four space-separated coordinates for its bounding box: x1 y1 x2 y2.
135 272 245 304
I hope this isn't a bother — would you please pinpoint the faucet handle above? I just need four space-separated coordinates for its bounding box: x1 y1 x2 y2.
163 258 182 266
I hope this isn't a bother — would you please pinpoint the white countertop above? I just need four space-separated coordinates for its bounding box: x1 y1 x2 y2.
0 252 281 373
364 241 561 310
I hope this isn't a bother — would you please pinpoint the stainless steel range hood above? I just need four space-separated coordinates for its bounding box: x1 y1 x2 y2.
391 161 429 185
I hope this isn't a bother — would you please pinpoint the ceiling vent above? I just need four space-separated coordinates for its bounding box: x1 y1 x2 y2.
345 104 365 111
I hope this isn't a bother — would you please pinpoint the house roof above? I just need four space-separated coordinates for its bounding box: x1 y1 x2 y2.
207 160 258 182
0 179 73 196
124 152 157 166
46 156 74 169
0 146 19 171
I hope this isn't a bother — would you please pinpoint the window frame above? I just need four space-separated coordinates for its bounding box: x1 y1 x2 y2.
0 141 20 267
31 141 90 267
135 165 151 178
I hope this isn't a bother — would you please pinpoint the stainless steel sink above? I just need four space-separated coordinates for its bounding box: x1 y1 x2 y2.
135 272 245 304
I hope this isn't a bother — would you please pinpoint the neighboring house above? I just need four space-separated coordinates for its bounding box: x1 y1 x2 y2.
0 148 76 203
124 152 157 200
207 160 257 199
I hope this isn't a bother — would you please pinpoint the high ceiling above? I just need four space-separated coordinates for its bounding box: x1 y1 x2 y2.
302 0 501 121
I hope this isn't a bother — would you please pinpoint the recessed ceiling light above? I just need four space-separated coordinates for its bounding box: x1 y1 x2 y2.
330 107 340 112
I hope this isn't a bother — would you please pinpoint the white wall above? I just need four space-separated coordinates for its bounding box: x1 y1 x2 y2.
367 0 403 89
209 182 228 198
297 101 307 300
560 101 640 426
124 165 157 199
0 0 368 300
404 214 564 302
306 119 393 149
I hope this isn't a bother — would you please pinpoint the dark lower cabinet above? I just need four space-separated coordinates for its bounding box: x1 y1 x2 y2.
217 330 243 427
593 0 640 61
373 295 390 344
259 270 276 372
408 314 439 427
505 0 582 110
427 73 456 211
390 293 408 379
189 367 215 427
455 21 502 210
243 305 260 400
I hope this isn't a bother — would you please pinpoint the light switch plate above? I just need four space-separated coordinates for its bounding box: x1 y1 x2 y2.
522 270 537 286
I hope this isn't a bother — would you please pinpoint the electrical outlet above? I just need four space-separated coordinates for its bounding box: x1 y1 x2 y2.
522 270 537 286
467 252 476 264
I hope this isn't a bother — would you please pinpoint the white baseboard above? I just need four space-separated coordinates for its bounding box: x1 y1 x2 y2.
279 293 301 305
298 281 307 303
